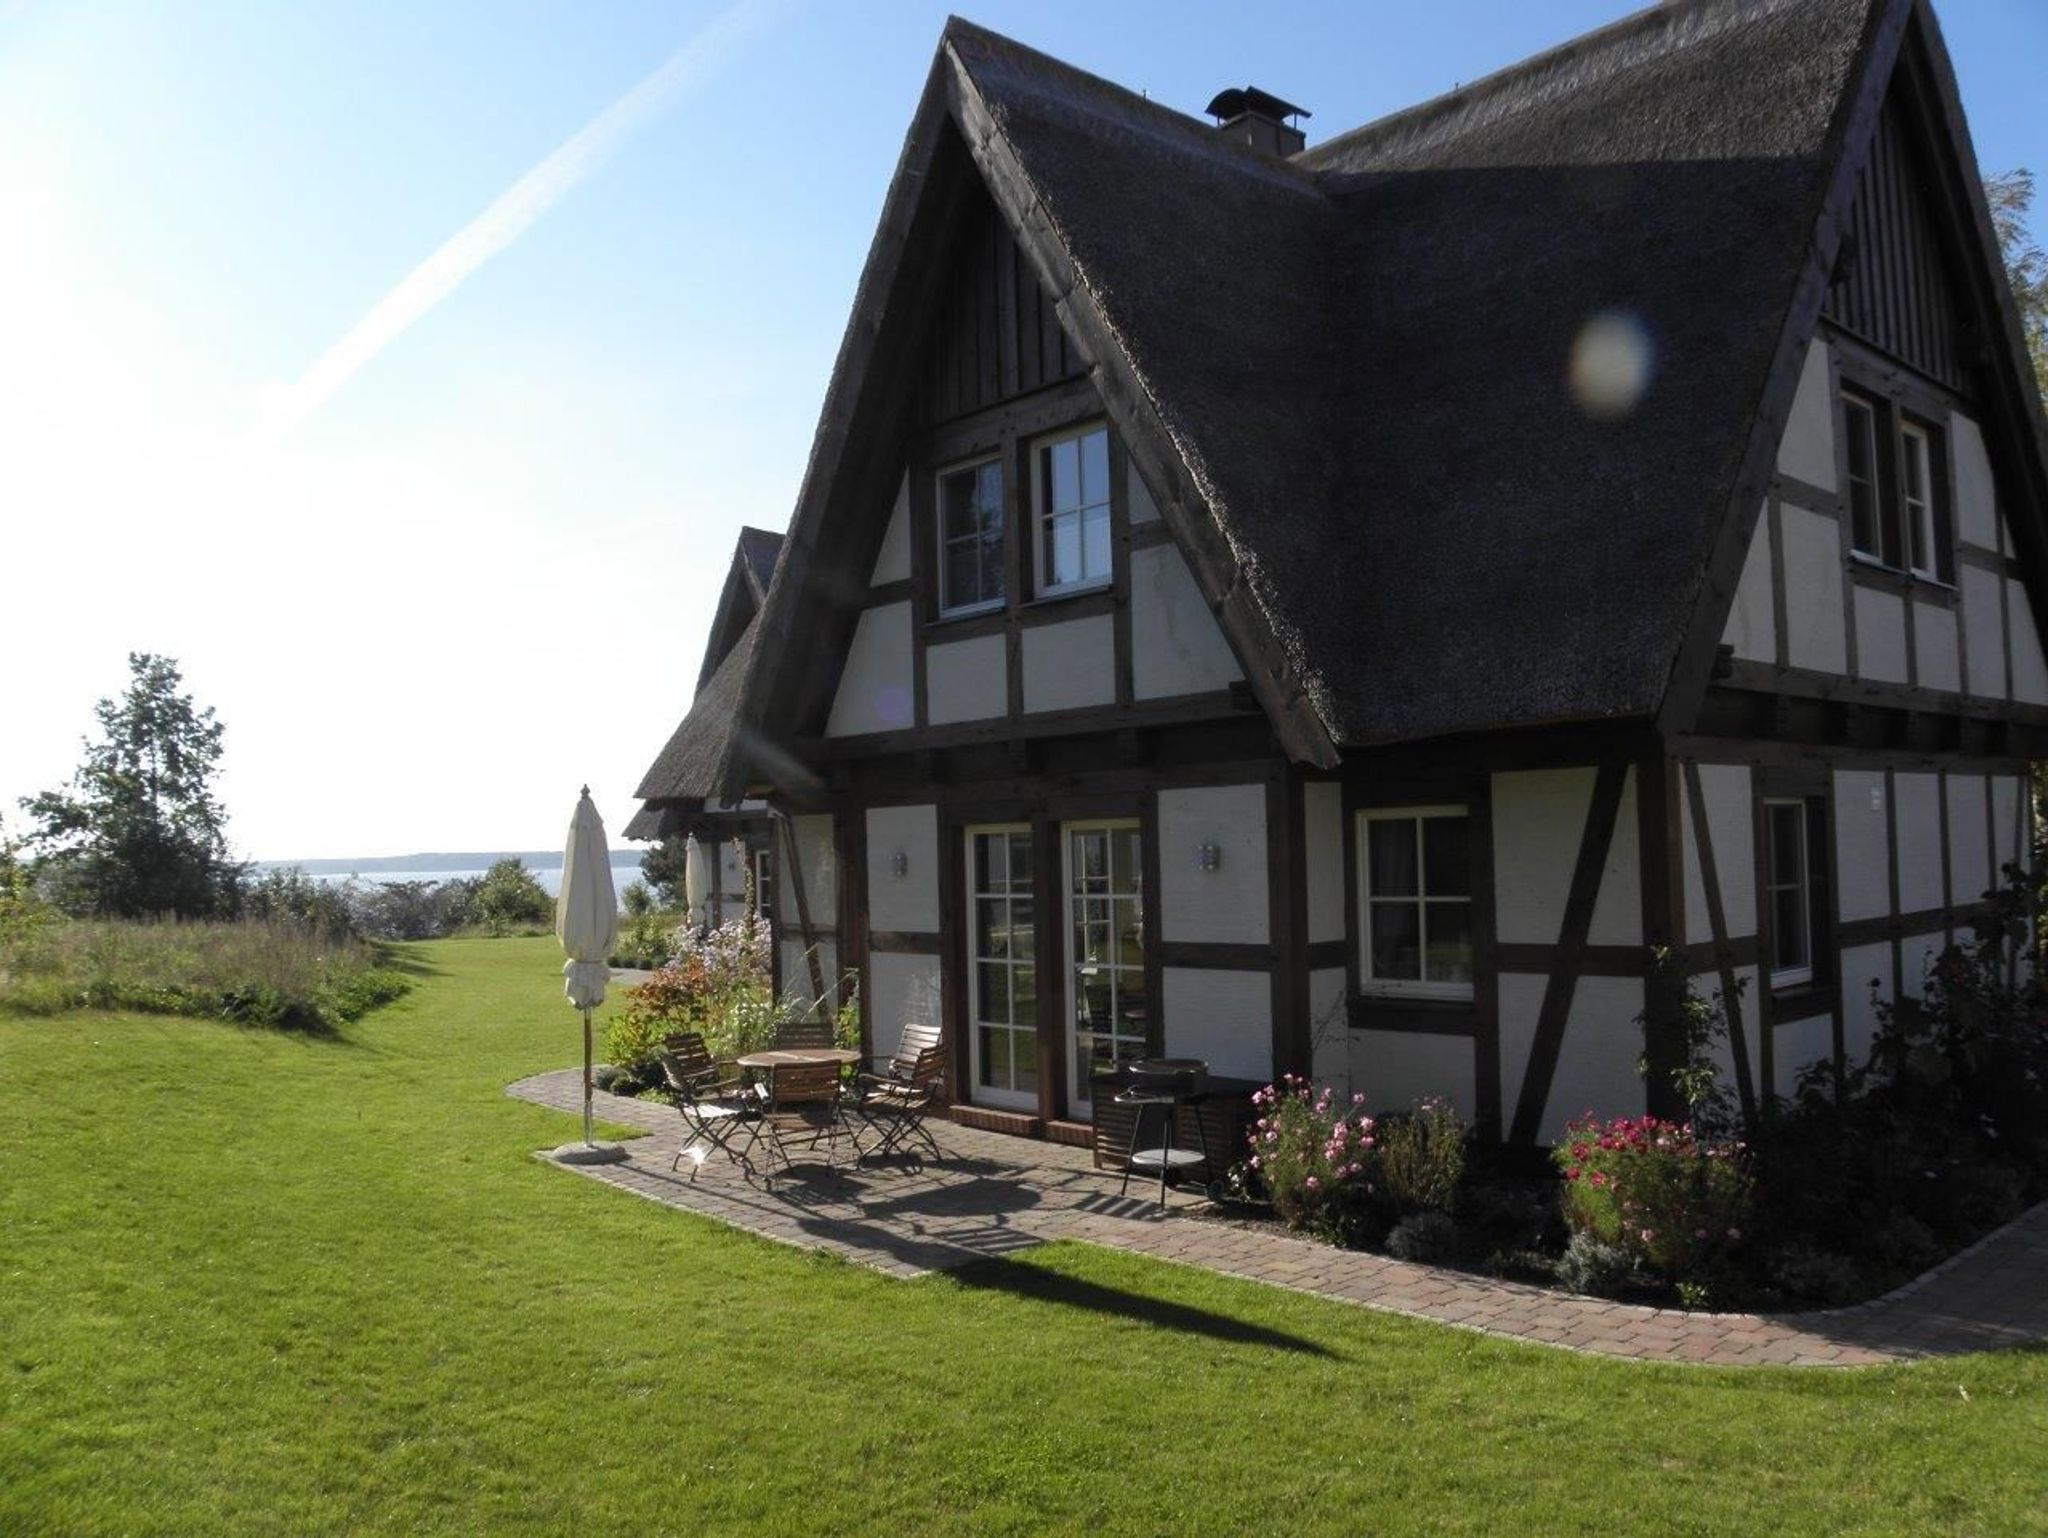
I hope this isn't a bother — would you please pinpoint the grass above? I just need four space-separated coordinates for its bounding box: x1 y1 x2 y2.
1 937 2043 1537
0 915 407 1030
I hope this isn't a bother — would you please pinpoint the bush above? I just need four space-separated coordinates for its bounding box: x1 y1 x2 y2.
1248 1076 1386 1247
1376 1096 1468 1215
1554 1114 1751 1287
469 859 552 936
237 867 358 940
610 907 682 970
1385 1211 1460 1265
1555 1233 1644 1298
1765 1243 1870 1306
0 915 407 1033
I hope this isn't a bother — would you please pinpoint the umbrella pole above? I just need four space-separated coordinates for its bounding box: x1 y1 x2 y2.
582 1006 596 1146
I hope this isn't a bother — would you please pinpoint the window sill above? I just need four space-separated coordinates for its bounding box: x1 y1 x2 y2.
1348 994 1478 1035
1847 552 1957 599
1765 981 1837 1026
1031 581 1114 606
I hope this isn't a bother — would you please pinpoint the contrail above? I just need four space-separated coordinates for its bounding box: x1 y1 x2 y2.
255 0 773 444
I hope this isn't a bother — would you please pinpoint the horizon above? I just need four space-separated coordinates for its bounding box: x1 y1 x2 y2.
2 0 2042 859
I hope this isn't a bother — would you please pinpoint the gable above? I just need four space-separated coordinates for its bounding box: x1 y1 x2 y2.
1822 83 1973 398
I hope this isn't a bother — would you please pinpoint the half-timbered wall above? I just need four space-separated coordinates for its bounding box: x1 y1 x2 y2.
864 803 943 1054
776 812 841 1009
1718 336 2048 708
1156 784 1273 1084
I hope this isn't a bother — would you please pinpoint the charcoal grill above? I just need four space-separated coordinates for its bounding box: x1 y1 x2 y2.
1113 1057 1214 1205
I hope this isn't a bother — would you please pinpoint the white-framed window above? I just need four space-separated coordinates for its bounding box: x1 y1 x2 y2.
1763 798 1814 990
937 456 1005 616
967 826 1037 1109
1843 392 1885 563
1033 424 1111 596
1902 418 1939 581
1357 807 1473 999
751 845 775 923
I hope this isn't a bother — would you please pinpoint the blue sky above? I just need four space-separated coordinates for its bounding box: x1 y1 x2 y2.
2 0 2042 860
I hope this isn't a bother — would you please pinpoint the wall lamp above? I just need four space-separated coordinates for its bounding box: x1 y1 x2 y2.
891 850 910 879
1194 841 1222 873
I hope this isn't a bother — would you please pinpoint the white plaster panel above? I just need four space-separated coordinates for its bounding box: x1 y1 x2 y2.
826 602 914 736
1161 969 1272 1084
1782 505 1848 674
1833 770 1892 924
1131 543 1242 700
1721 502 1776 662
1309 968 1349 1091
1536 975 1646 1143
1992 775 2022 877
1841 944 1892 1069
1894 772 1944 914
1902 929 1947 1002
1914 600 1961 694
870 474 911 585
867 952 943 1043
1129 469 1161 525
778 939 840 1010
2009 581 2048 705
1021 615 1116 713
1304 781 1344 945
866 805 940 933
1680 763 1757 946
925 634 1006 726
1946 775 1991 908
1351 1032 1475 1122
1775 339 1837 489
1951 412 1997 552
1158 785 1268 944
1774 1011 1836 1098
1853 586 1908 684
777 814 838 928
1492 768 1591 946
1961 565 2007 699
1497 972 1545 1133
1587 767 1640 948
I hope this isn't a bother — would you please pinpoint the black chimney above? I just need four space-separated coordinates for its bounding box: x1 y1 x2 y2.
1205 86 1310 156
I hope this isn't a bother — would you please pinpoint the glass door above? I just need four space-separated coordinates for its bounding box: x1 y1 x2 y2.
1064 821 1146 1116
967 827 1037 1110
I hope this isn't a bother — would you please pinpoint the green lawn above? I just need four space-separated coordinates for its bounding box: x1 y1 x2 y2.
2 937 2044 1537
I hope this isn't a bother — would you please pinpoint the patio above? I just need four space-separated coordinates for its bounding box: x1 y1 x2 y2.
509 1067 2048 1368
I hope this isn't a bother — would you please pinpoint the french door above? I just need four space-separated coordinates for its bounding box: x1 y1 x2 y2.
966 827 1037 1110
1064 821 1147 1116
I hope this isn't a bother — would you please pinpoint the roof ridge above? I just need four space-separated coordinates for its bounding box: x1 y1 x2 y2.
941 16 1322 197
1302 0 1832 171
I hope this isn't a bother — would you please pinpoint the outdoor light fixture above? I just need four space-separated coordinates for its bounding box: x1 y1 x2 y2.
1195 841 1222 873
892 850 910 879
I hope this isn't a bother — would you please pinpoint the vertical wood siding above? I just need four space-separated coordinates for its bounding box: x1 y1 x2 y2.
1823 92 1971 398
920 188 1085 425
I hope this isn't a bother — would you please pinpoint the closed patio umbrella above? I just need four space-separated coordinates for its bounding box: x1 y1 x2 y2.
684 833 709 932
551 786 627 1165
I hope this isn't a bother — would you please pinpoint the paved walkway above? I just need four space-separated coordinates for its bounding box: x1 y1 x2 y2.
509 1068 2048 1367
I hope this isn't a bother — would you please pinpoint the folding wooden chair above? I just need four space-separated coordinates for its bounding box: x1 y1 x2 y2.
752 1060 850 1184
858 1022 941 1093
851 1040 946 1165
652 1034 757 1180
773 1019 835 1051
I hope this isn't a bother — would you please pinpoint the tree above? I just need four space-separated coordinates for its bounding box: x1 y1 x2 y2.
640 836 688 909
1985 169 2048 395
470 857 552 935
20 653 240 918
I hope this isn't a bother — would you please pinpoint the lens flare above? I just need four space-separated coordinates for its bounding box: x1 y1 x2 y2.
1569 310 1655 419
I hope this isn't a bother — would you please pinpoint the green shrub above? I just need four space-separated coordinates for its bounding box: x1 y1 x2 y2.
1385 1211 1460 1265
1764 1243 1870 1306
1555 1233 1643 1298
1249 1076 1387 1247
1554 1114 1751 1287
1376 1096 1468 1215
469 859 552 936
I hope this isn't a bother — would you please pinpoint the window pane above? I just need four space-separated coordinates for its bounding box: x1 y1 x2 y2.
944 541 978 611
1048 512 1081 587
1422 816 1470 898
1767 803 1804 886
1844 399 1879 558
1425 902 1473 984
980 1025 1009 1088
942 468 978 540
1011 900 1035 960
974 834 997 894
1369 901 1422 980
1772 885 1808 970
1048 439 1079 514
1079 429 1109 506
1012 961 1036 1016
1006 833 1033 891
1368 819 1418 898
1111 828 1141 894
1083 506 1111 582
978 962 1011 1022
1012 1027 1037 1093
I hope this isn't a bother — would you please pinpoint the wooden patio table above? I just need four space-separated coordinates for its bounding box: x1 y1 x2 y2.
733 1048 861 1072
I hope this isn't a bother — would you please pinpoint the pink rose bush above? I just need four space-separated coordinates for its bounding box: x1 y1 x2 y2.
1249 1076 1384 1243
1554 1114 1751 1284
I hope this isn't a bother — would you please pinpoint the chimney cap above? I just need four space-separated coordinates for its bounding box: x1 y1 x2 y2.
1204 86 1311 124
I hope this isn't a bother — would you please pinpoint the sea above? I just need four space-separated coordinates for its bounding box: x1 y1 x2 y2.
253 854 647 898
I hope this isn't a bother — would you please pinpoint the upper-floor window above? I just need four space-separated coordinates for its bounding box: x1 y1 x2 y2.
938 457 1005 616
1358 807 1473 999
1841 389 1952 583
1035 424 1111 596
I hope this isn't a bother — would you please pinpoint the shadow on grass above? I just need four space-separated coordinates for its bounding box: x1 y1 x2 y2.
946 1252 1340 1357
374 944 449 979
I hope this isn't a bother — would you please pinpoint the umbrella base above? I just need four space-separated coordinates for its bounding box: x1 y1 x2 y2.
548 1142 630 1166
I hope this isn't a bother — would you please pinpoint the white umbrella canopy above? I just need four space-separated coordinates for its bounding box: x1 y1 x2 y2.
683 834 709 931
557 787 619 1011
550 787 626 1165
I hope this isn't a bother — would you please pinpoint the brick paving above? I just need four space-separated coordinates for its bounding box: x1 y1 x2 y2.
509 1068 2048 1366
